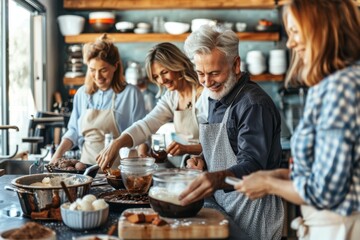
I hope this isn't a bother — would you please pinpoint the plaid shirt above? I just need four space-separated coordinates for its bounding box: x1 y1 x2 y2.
291 61 360 216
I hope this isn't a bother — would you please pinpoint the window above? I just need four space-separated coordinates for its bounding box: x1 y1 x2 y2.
0 0 46 157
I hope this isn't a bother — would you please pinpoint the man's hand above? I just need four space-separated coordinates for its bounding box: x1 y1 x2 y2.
178 171 229 206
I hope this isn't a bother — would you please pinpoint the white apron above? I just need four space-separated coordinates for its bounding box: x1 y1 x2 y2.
199 85 284 240
174 86 199 143
291 205 360 240
80 93 120 167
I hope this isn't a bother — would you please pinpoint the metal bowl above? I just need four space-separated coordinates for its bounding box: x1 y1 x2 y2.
5 173 93 217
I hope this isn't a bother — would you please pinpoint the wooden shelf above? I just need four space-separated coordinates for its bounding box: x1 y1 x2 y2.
64 32 280 44
64 0 277 10
250 73 284 82
63 74 283 86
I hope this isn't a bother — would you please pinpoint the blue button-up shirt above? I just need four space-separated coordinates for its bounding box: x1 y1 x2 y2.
207 73 282 178
63 84 147 148
291 61 360 216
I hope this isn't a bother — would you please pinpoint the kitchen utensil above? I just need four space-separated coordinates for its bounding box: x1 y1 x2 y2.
45 163 98 178
118 208 229 239
148 168 203 218
60 181 74 203
5 173 92 216
225 176 243 186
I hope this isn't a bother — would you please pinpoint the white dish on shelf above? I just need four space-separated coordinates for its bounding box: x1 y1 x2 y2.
134 28 150 34
164 22 190 35
65 72 85 78
57 15 85 36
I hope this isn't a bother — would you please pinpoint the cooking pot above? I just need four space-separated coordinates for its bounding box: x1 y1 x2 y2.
5 173 92 217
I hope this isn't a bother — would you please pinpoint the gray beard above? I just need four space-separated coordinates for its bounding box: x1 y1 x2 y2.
208 72 238 100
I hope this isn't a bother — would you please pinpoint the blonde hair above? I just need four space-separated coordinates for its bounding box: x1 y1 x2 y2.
145 42 200 97
83 34 126 94
283 0 360 87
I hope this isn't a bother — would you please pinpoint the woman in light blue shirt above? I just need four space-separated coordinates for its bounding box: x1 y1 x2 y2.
51 35 146 166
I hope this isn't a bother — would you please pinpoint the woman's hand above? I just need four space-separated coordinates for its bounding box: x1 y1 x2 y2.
96 138 122 171
234 171 273 200
186 156 205 170
166 141 187 156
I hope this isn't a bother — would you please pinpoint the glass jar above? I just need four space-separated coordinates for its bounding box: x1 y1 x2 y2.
148 168 203 218
119 157 156 195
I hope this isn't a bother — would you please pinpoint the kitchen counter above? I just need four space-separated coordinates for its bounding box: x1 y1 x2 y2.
0 174 121 239
0 165 251 239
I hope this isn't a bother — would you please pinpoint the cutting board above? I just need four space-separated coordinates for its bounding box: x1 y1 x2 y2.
118 207 229 239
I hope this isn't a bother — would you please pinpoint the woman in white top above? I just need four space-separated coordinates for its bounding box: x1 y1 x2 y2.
97 42 208 170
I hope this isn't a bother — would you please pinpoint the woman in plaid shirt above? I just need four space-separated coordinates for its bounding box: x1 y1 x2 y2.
234 0 360 239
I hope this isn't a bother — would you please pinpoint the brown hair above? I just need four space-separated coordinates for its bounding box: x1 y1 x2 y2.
283 0 360 87
83 34 126 94
145 42 201 97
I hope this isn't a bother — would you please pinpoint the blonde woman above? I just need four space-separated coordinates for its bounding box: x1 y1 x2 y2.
97 42 208 169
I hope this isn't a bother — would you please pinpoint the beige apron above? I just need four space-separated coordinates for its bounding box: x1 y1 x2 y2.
291 205 360 240
199 85 284 240
174 86 199 143
80 93 120 167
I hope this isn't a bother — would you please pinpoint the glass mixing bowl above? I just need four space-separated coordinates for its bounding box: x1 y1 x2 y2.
119 157 156 195
148 168 203 218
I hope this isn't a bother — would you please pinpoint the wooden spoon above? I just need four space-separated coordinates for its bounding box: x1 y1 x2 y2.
60 181 74 203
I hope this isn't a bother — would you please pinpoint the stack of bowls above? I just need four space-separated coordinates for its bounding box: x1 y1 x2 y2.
57 15 85 36
269 49 287 75
89 12 115 32
65 45 85 78
134 22 151 34
246 50 266 75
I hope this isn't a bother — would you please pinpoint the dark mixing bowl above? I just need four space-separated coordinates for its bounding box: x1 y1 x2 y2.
106 175 124 189
149 196 203 218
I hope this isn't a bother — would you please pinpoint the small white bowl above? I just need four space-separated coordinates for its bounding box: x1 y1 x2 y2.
89 11 115 20
61 202 109 230
134 28 150 34
137 22 152 29
57 15 85 36
236 22 247 32
164 22 190 35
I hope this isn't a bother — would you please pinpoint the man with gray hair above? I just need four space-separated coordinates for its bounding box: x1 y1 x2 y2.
179 24 284 240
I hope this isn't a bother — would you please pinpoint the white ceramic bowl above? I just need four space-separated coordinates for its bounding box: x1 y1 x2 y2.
115 21 135 32
134 28 150 34
191 18 216 32
57 15 85 36
236 22 247 32
164 22 190 35
89 11 115 20
60 202 109 230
